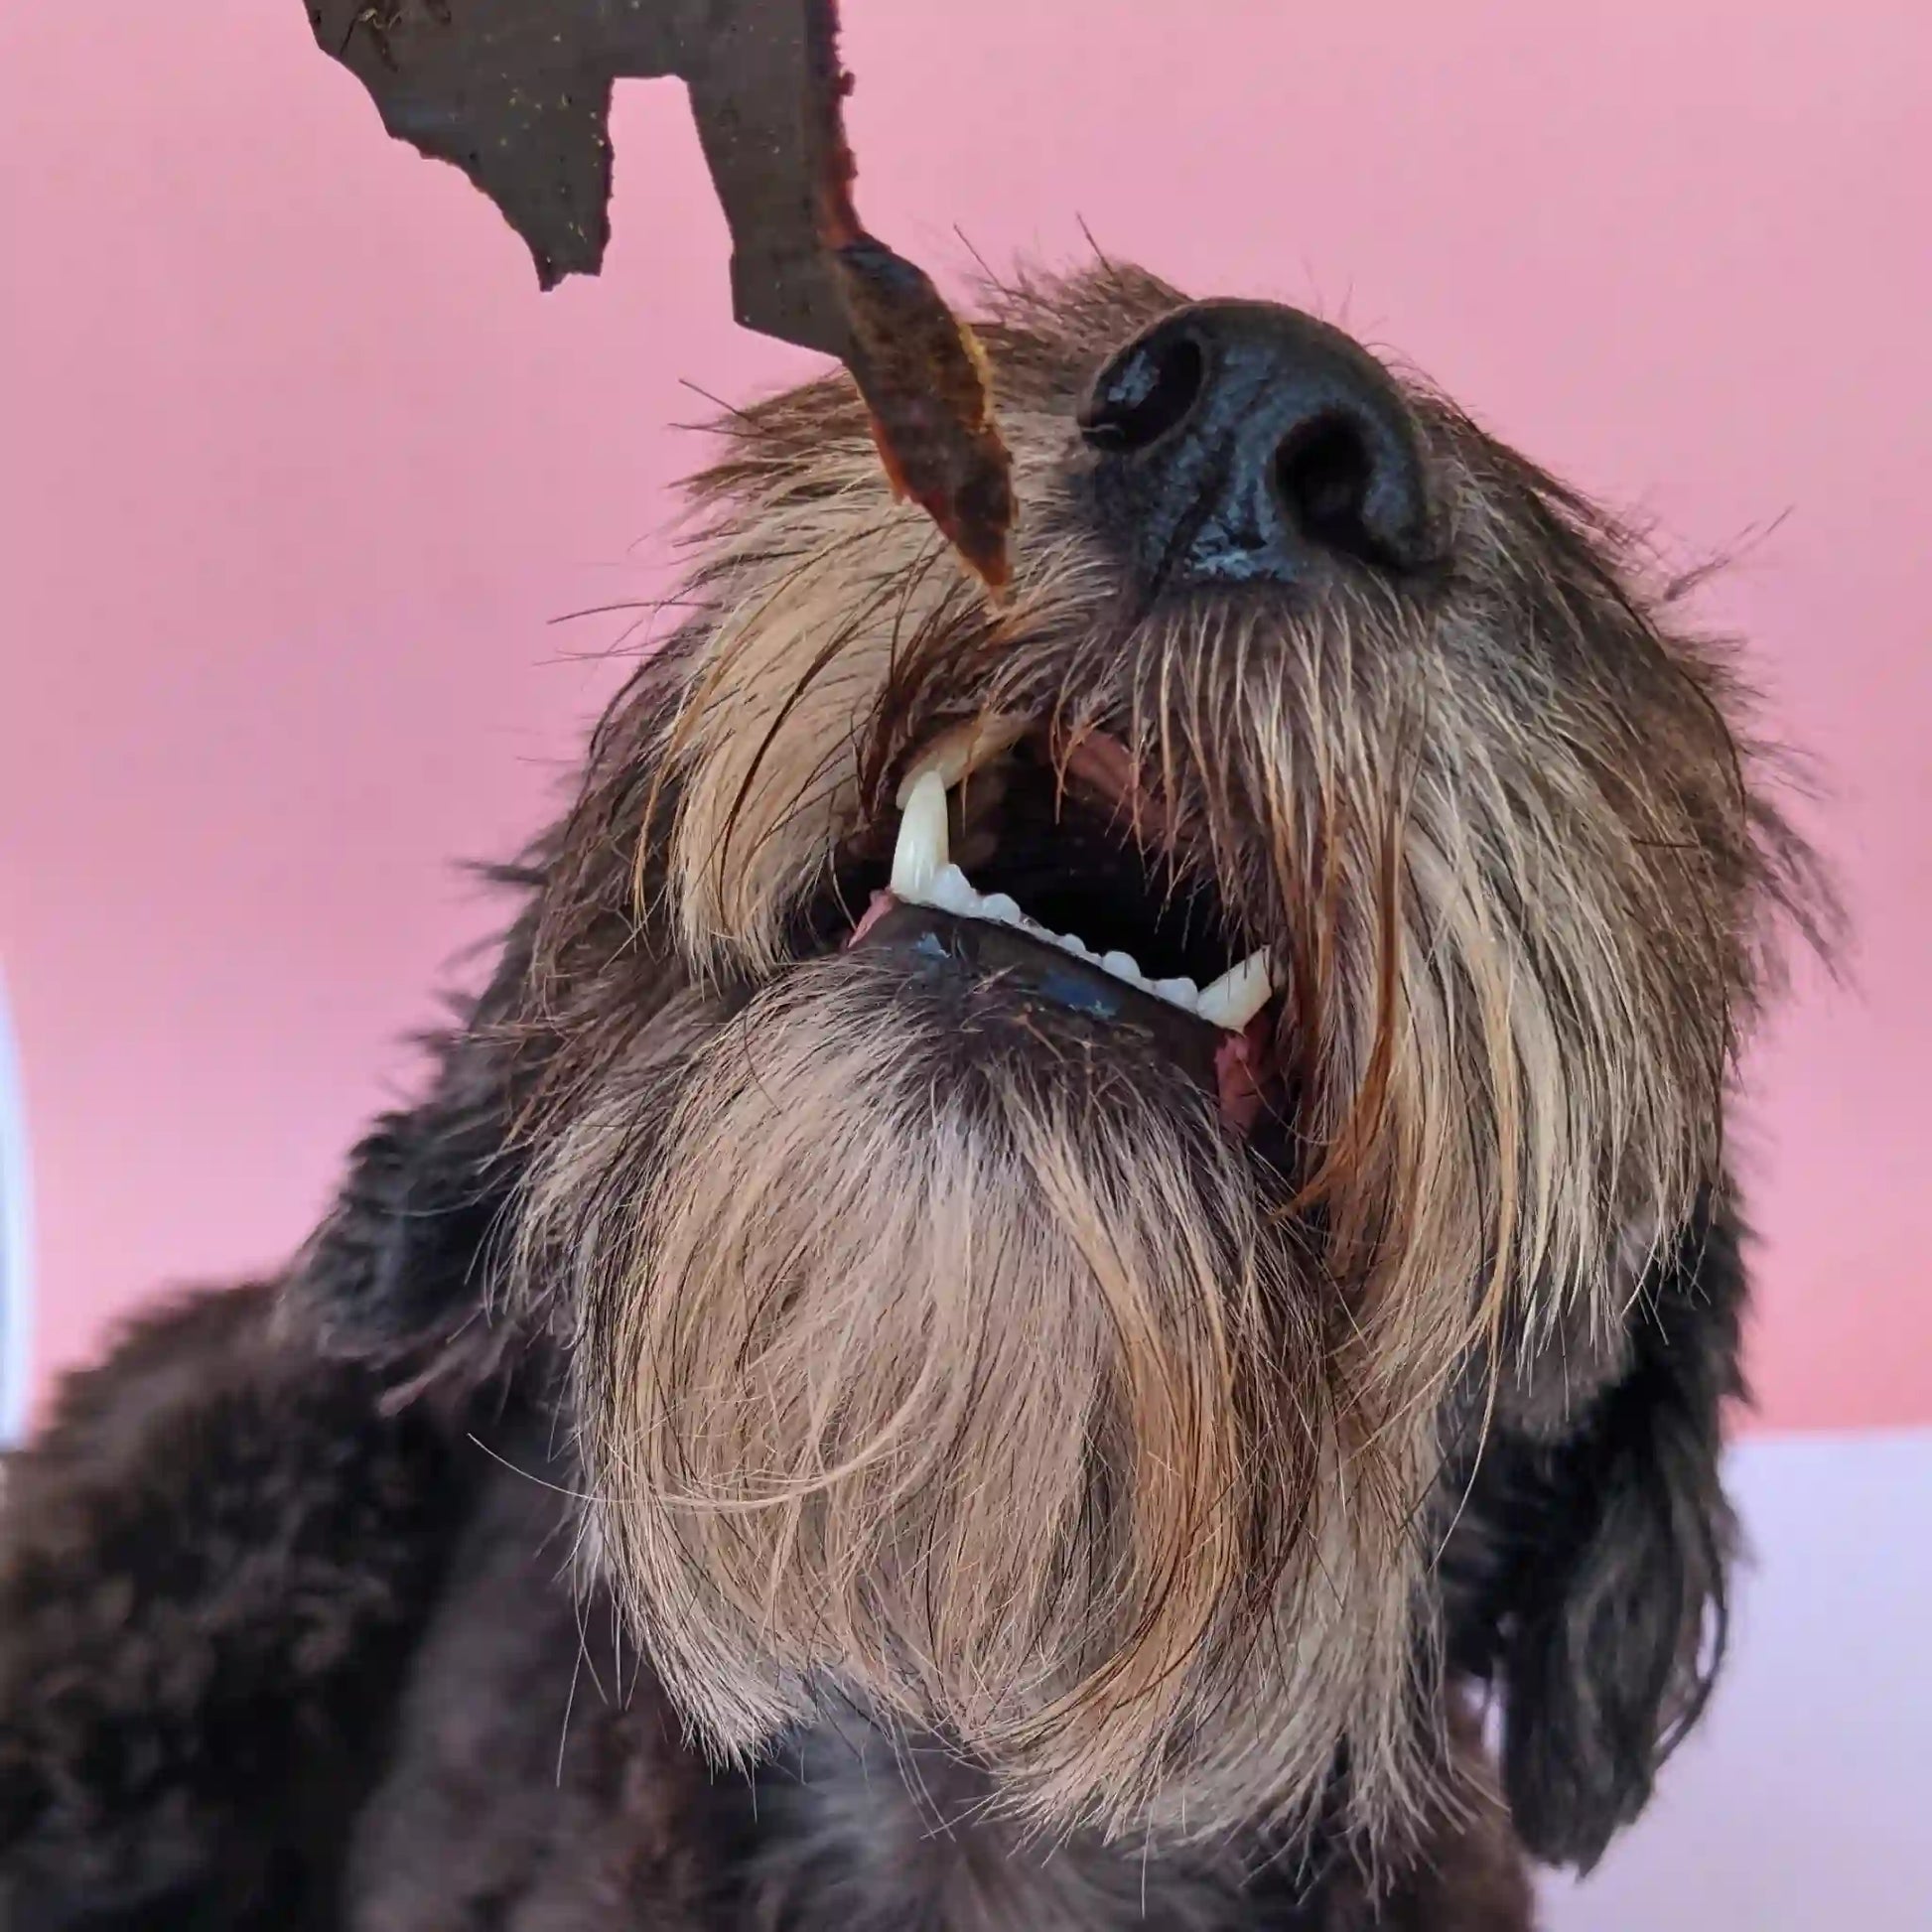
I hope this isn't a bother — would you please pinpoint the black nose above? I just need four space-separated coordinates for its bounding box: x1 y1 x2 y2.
1078 301 1439 590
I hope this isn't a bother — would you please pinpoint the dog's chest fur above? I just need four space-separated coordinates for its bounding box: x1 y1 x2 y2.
745 1720 1269 1931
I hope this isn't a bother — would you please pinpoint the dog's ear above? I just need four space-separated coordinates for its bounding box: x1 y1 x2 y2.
287 820 700 1398
284 896 546 1395
286 667 704 1397
293 1052 520 1395
1446 1189 1746 1871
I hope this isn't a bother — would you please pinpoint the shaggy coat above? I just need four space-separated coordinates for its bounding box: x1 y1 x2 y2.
0 264 1818 1929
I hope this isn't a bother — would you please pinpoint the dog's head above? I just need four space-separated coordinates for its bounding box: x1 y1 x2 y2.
318 265 1820 1864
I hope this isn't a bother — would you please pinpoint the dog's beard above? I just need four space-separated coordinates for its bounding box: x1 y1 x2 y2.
519 953 1439 1847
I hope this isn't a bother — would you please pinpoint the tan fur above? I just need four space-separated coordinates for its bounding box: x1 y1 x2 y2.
503 263 1820 1862
518 956 1434 1846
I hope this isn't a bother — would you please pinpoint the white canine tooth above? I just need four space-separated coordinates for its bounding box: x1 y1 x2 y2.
1195 950 1276 1032
1155 977 1200 1011
891 768 950 900
981 893 1022 926
1058 931 1095 961
1101 950 1146 989
896 714 1031 807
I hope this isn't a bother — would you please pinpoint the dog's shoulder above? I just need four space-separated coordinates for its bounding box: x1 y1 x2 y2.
0 1281 480 1927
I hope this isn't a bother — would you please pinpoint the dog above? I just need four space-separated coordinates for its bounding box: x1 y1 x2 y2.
0 263 1822 1929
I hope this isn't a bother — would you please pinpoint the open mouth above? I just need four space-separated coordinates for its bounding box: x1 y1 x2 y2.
822 718 1282 1127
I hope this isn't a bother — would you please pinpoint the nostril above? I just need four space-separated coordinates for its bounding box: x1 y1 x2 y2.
1272 414 1404 568
1079 334 1205 455
1274 416 1372 557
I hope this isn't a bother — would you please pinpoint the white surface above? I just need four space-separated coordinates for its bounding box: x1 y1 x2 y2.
1545 1430 1932 1930
0 973 31 1444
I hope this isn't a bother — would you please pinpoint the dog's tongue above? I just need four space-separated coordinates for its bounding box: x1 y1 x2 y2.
847 893 1268 1128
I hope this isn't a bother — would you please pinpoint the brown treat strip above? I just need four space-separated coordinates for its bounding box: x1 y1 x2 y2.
305 0 1012 588
803 5 1014 589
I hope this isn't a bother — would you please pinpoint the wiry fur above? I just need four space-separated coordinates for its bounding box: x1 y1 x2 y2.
0 261 1825 1927
518 955 1428 1847
502 264 1819 1863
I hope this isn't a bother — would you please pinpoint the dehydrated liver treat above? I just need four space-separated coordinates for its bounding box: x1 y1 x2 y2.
308 0 1013 587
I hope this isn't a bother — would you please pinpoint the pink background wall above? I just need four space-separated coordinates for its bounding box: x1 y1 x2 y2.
2 0 1926 1431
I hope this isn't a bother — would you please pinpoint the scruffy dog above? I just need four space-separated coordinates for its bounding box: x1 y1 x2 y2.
0 265 1820 1929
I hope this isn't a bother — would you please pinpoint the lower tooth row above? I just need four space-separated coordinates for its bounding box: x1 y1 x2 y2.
888 769 1274 1031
